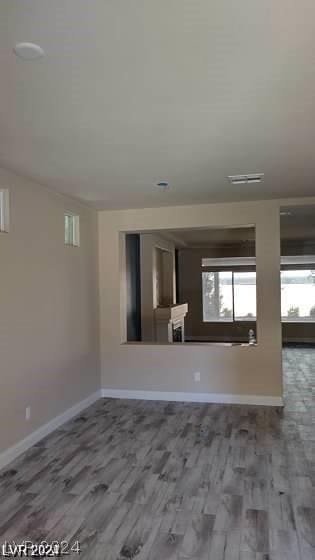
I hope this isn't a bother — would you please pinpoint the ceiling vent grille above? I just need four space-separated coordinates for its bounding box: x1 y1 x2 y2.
228 173 264 185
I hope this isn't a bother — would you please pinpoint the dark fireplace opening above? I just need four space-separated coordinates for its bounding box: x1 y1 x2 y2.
173 323 183 343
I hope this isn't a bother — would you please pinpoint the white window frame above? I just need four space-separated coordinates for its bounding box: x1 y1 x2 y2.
0 189 10 233
64 212 80 247
202 269 257 323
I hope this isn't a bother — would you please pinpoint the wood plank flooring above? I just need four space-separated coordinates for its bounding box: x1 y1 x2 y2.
0 348 314 559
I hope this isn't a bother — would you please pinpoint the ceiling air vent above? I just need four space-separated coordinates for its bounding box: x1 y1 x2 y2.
228 173 264 185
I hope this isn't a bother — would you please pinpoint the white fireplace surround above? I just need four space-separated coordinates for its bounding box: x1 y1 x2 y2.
155 303 188 343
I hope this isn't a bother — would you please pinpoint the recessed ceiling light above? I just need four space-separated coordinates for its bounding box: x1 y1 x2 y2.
14 42 45 60
228 173 264 185
280 211 292 216
155 181 169 190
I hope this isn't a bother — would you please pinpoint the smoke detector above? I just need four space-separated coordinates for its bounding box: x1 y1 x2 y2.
14 42 45 60
228 173 264 185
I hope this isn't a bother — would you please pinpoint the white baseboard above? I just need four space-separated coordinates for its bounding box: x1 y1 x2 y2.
0 390 102 471
101 389 283 407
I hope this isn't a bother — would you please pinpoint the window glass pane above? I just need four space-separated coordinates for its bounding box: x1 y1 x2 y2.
281 270 315 321
65 215 70 244
0 189 9 233
234 272 257 320
202 271 233 321
0 191 4 231
65 214 74 245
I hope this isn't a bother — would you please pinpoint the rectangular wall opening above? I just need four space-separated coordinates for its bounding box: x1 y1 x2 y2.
124 226 257 345
280 205 315 345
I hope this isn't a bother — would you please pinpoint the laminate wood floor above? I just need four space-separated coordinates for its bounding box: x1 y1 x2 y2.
0 348 314 559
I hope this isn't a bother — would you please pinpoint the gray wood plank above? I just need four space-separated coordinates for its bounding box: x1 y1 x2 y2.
0 348 313 560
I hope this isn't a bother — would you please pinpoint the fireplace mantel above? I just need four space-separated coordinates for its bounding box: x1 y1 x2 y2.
154 304 188 343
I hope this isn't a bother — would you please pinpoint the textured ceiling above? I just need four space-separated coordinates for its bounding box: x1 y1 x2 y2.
1 1 315 209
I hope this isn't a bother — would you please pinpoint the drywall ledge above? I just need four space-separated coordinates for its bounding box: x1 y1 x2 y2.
101 389 283 407
0 391 102 471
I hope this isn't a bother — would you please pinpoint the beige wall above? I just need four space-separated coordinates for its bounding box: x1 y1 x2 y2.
0 168 99 453
98 200 285 398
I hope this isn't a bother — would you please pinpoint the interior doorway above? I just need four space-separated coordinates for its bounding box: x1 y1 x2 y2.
280 205 315 409
280 205 315 348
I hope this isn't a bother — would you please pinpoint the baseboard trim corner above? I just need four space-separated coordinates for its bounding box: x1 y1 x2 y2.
0 390 102 471
101 388 283 407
